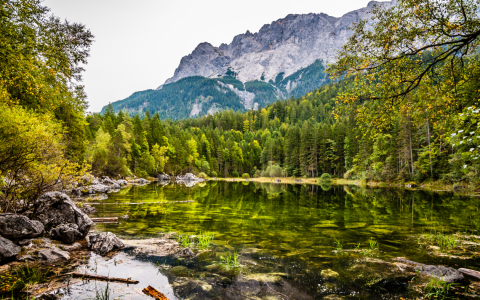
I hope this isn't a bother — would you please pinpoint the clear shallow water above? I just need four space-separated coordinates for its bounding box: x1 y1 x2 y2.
71 182 480 299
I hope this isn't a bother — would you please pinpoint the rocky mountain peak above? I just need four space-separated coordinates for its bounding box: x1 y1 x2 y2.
160 1 392 88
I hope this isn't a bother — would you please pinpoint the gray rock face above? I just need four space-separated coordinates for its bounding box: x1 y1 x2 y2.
50 224 84 244
0 213 45 239
32 192 93 242
162 1 392 86
415 265 464 283
0 235 21 261
37 248 70 263
88 232 125 255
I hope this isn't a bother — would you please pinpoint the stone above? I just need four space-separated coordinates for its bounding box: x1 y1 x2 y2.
121 215 129 219
32 192 93 241
415 264 464 283
37 248 70 263
169 265 191 277
117 179 128 186
242 273 286 283
88 232 124 255
178 247 194 257
0 235 21 261
81 204 96 215
18 254 35 261
50 224 83 244
0 213 45 239
157 173 170 181
60 242 83 252
321 269 340 279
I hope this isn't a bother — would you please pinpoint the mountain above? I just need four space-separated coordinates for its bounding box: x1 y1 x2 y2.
103 1 391 118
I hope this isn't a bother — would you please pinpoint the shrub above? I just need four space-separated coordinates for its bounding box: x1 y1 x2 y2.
231 171 239 178
198 172 207 179
242 173 250 179
211 171 218 178
265 163 287 177
318 173 332 184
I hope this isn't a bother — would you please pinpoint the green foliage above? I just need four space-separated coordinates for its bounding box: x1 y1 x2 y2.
318 173 332 183
197 232 215 250
197 172 207 179
423 277 453 300
0 262 50 295
242 173 250 179
221 251 240 268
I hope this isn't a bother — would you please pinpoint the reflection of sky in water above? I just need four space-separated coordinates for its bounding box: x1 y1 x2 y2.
63 252 177 300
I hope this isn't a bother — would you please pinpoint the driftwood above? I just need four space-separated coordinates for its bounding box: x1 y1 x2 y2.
91 217 118 223
142 285 170 300
459 268 480 280
72 273 139 284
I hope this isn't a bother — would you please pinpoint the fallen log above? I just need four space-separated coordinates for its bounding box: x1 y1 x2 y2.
459 268 480 280
72 273 139 284
91 217 118 223
142 285 170 300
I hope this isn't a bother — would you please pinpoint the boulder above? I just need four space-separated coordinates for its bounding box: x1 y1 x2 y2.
0 235 21 261
157 173 170 181
415 264 464 283
81 184 110 194
101 177 116 185
117 179 128 186
0 213 45 239
37 248 70 263
49 224 84 244
88 232 124 255
32 192 93 242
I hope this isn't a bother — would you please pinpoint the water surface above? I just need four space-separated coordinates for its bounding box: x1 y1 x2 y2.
70 182 480 299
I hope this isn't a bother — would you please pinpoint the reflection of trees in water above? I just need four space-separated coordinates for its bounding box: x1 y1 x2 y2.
96 182 480 240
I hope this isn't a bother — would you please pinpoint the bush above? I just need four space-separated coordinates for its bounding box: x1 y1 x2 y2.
318 173 332 184
265 163 287 177
211 171 218 178
198 172 207 179
231 171 239 178
242 173 250 179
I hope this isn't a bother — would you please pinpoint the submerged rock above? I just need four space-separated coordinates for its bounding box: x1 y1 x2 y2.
0 213 45 239
88 232 124 255
0 235 21 261
415 264 464 283
32 192 92 243
37 248 70 263
321 269 340 279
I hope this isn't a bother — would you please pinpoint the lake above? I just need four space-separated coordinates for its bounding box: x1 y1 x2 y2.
64 181 480 299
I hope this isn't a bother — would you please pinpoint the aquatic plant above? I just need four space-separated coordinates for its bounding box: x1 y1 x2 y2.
221 251 240 268
0 261 50 294
421 232 459 251
197 232 215 250
177 233 193 248
423 276 453 299
93 281 112 300
333 238 343 254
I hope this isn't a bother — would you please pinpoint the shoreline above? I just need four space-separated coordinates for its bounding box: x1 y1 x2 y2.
213 176 480 196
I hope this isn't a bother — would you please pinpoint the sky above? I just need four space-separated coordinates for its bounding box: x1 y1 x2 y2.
43 0 384 113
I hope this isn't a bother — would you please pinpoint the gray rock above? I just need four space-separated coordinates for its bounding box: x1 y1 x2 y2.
37 248 70 263
32 192 93 241
61 242 83 252
17 239 33 246
50 224 84 244
178 247 194 257
0 235 21 261
88 232 124 255
0 213 45 239
157 173 170 181
415 264 464 283
81 204 95 215
116 179 128 186
18 254 35 261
